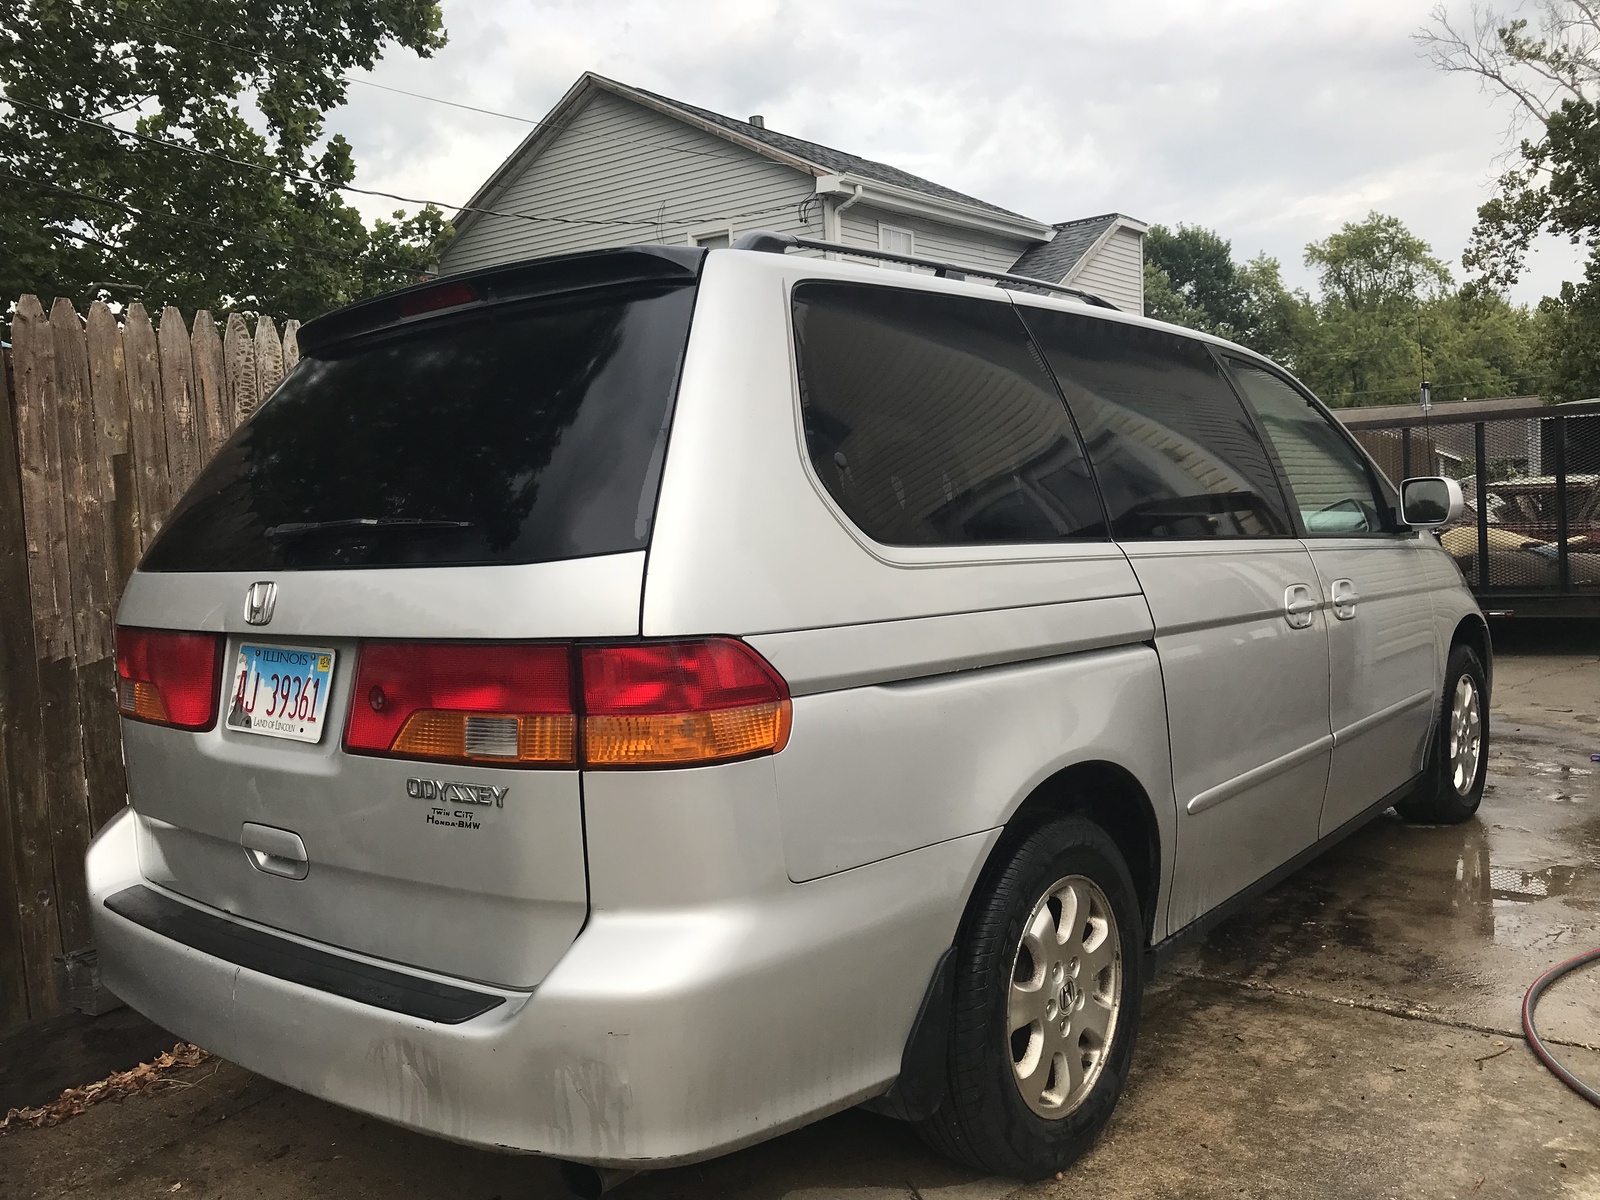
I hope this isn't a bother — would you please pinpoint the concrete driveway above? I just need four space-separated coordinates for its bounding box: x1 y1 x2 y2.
3 630 1597 1200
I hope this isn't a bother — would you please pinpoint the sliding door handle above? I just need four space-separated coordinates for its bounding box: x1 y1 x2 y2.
1284 584 1318 629
1331 578 1360 620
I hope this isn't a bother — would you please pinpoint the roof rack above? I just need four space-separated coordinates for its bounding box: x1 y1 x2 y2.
730 230 1119 310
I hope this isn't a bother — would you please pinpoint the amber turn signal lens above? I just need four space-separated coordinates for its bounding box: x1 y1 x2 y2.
117 678 169 724
579 640 791 767
584 700 792 766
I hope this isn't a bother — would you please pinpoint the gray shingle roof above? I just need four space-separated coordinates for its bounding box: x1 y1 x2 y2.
628 84 1038 224
1009 214 1122 282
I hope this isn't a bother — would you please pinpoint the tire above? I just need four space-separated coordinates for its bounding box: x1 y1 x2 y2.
914 815 1143 1178
1396 644 1489 824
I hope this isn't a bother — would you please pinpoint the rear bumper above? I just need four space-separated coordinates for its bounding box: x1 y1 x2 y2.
88 806 990 1166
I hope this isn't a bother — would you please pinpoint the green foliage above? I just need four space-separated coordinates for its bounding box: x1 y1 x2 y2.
1304 213 1451 310
1419 2 1600 401
1298 215 1542 407
1148 212 1544 408
1144 224 1313 361
1534 268 1600 400
0 0 453 320
1144 224 1251 334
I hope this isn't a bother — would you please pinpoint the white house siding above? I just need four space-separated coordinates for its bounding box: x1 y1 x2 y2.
441 91 822 274
1069 227 1145 314
838 202 1035 281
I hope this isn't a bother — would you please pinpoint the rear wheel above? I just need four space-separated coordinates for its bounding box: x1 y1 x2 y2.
914 815 1142 1178
1396 644 1488 824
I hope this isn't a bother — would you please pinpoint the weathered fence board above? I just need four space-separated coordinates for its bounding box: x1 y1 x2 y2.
124 304 170 554
0 297 301 1026
9 296 82 1004
0 346 39 1029
191 312 229 462
224 312 257 424
86 303 142 585
158 307 202 497
253 315 284 415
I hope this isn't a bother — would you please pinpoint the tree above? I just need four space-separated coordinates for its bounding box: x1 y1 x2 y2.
1144 224 1252 334
1143 223 1311 360
0 1 453 320
1420 2 1600 398
1293 213 1541 406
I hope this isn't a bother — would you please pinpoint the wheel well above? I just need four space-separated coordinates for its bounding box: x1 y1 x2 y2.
998 762 1161 943
1452 614 1492 699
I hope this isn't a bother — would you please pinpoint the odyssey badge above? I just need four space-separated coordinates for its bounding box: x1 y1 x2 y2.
406 778 508 808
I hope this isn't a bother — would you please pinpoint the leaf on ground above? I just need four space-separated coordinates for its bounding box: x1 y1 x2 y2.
0 1043 212 1132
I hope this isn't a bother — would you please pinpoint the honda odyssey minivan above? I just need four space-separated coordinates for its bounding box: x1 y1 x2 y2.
89 235 1490 1185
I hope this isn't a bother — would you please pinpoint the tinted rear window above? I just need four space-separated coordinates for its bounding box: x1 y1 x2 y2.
792 282 1105 546
142 283 697 571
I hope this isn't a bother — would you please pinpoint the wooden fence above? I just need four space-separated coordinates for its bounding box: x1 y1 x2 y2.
0 297 300 1028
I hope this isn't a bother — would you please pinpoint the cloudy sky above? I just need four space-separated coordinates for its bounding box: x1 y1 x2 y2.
331 0 1583 304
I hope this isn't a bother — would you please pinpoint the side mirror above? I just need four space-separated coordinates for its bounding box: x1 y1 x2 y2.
1401 476 1463 528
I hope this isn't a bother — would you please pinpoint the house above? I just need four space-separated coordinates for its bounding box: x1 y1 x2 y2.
440 72 1147 313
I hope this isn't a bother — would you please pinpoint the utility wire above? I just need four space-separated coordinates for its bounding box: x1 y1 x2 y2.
0 168 287 248
111 13 750 165
0 91 799 229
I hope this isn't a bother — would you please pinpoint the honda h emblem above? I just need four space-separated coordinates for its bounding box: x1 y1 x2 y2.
243 581 278 626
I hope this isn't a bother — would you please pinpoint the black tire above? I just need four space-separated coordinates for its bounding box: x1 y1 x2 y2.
913 815 1143 1178
1396 644 1489 824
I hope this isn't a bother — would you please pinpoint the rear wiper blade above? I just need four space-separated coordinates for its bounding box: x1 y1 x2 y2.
264 518 474 539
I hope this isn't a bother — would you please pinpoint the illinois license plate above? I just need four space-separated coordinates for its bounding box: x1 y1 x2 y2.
225 643 337 743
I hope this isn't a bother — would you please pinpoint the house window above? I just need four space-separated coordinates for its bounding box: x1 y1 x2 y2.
878 223 914 270
694 230 731 250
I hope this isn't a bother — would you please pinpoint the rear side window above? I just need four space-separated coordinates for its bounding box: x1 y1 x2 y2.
142 283 697 571
1019 308 1291 539
792 282 1104 546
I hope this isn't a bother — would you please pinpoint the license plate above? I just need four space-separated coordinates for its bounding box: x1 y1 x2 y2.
225 643 337 743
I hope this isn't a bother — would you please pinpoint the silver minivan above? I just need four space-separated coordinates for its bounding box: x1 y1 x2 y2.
89 236 1489 1187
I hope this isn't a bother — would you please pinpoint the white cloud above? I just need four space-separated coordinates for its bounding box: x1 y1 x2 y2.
330 0 1585 304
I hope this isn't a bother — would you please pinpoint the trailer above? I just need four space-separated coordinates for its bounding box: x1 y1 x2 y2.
1339 397 1600 618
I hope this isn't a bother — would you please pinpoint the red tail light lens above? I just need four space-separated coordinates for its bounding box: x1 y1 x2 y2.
341 638 790 769
115 628 222 731
580 639 791 767
344 642 575 766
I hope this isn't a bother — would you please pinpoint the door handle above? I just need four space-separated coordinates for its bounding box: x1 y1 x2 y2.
1330 578 1360 620
1284 584 1318 629
241 822 309 880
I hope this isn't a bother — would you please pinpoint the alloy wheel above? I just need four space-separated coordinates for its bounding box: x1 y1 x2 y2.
1449 675 1483 796
1007 874 1122 1119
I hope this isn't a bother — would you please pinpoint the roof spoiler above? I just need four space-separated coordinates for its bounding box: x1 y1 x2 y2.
298 244 704 354
731 230 1118 310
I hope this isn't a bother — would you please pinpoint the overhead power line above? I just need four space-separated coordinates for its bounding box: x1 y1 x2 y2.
0 91 800 230
114 13 749 166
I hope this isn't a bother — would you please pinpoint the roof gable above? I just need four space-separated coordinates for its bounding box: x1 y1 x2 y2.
1010 213 1148 285
627 83 1034 223
451 72 1044 243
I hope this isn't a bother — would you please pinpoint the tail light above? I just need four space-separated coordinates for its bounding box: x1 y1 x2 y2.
344 643 575 765
342 638 790 769
115 628 222 731
581 640 791 767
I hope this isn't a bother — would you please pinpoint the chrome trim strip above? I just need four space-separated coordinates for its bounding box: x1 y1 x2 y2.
1332 689 1436 747
1186 734 1335 815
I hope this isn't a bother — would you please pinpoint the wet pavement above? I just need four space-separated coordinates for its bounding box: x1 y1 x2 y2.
3 640 1598 1200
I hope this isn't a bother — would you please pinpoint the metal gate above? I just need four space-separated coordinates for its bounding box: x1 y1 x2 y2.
1340 398 1600 617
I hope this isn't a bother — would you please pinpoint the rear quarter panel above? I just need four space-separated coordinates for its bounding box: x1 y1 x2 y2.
644 253 1178 934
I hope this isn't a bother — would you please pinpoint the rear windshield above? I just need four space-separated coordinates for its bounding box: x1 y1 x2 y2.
142 282 697 571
